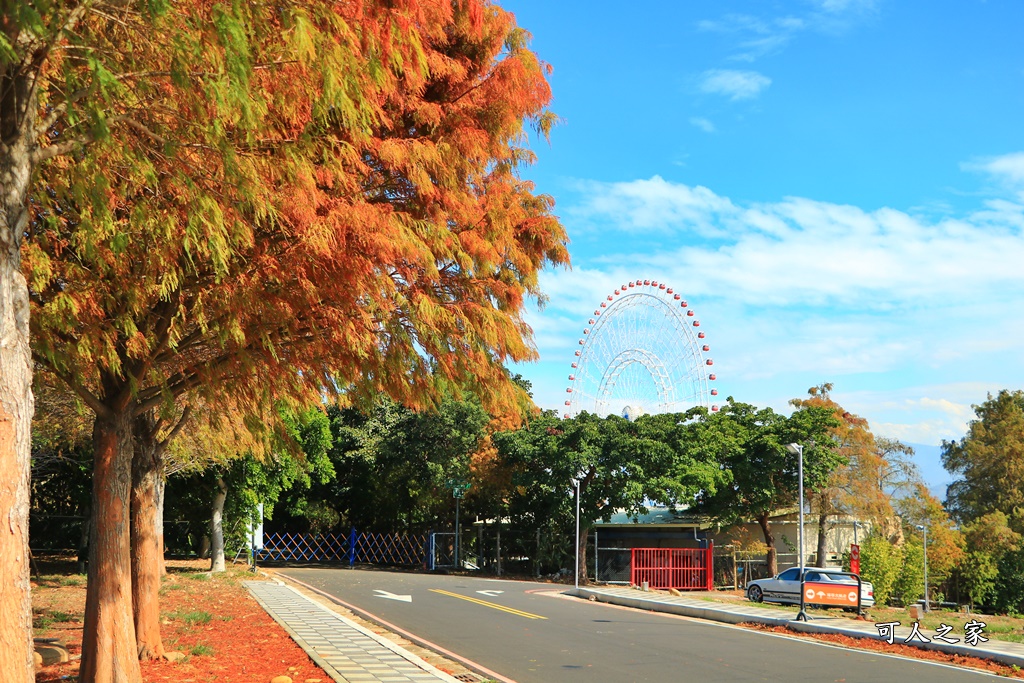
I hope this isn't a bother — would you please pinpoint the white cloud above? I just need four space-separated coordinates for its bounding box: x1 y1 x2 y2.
564 176 1024 308
689 117 716 133
988 152 1024 185
697 3 873 64
523 171 1024 444
699 69 772 101
568 175 736 236
732 34 792 62
965 151 1024 201
697 14 770 34
814 0 877 13
846 384 992 444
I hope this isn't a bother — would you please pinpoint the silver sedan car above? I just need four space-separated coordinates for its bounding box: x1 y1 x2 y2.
746 567 875 609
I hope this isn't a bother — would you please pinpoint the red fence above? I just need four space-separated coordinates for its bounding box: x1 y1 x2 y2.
631 545 714 591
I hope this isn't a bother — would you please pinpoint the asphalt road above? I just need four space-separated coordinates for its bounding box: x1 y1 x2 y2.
279 567 997 683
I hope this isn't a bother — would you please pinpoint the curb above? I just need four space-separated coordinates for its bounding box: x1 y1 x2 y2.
573 587 1024 670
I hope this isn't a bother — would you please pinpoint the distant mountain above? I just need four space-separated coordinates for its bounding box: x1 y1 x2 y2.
907 442 952 501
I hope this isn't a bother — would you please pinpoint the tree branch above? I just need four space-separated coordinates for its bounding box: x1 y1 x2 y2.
158 405 192 449
49 367 112 421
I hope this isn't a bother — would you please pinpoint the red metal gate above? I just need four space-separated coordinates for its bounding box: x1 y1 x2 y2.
631 544 714 591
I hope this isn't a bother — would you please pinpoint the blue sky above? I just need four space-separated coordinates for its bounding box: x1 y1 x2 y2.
501 0 1024 492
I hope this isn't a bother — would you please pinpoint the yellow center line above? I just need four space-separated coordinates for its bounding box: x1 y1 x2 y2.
429 589 548 620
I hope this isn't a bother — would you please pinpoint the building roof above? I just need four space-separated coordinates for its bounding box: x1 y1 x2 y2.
595 507 709 528
594 506 868 528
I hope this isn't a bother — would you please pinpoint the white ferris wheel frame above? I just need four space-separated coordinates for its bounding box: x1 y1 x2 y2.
563 279 719 419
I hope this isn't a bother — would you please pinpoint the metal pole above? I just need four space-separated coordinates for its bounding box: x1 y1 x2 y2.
594 529 599 583
455 495 460 571
574 478 581 590
477 524 484 570
797 443 804 574
535 528 541 577
923 526 929 612
787 442 808 622
853 521 858 545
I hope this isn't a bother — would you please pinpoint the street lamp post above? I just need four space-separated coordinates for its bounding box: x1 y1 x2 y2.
574 478 581 591
786 442 808 622
917 524 929 612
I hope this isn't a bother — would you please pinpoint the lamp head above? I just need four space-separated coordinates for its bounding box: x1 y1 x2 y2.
786 443 802 455
916 524 925 531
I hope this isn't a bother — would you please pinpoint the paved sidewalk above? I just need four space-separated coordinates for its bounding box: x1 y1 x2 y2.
575 585 1024 669
245 581 460 683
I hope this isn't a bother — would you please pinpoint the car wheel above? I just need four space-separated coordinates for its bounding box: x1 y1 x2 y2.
747 585 763 603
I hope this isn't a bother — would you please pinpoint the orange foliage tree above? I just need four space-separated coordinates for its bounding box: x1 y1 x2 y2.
23 1 567 680
790 384 921 563
791 384 871 565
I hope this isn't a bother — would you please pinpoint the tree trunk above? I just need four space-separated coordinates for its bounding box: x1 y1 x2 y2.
576 525 588 584
210 477 227 572
573 471 594 585
77 505 92 575
131 413 164 660
757 512 777 576
198 535 211 559
80 410 142 683
816 511 829 568
155 476 166 577
0 92 38 682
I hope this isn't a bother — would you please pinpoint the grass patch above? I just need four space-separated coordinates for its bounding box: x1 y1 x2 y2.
59 575 85 587
160 582 187 595
32 609 76 630
166 610 212 626
189 573 210 582
190 643 214 656
861 606 1024 644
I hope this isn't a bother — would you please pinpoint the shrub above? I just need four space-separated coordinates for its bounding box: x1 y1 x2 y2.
994 547 1024 614
859 534 902 606
959 550 1000 608
894 540 924 607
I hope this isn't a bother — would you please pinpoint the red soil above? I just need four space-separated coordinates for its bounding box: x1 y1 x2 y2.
35 562 329 683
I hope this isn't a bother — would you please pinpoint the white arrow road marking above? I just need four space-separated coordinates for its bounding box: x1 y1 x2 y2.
476 590 504 596
374 589 412 602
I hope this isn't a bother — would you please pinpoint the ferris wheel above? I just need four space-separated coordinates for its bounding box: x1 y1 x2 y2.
564 279 719 420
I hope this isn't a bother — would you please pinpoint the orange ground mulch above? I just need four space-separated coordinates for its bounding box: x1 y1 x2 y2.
34 559 330 683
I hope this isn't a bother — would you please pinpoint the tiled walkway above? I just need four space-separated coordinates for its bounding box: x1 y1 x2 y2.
245 581 460 683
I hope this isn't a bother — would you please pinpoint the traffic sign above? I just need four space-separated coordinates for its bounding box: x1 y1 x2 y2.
446 478 471 498
850 543 861 575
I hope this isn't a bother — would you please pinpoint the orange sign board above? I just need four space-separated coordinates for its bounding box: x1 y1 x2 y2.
803 581 860 607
